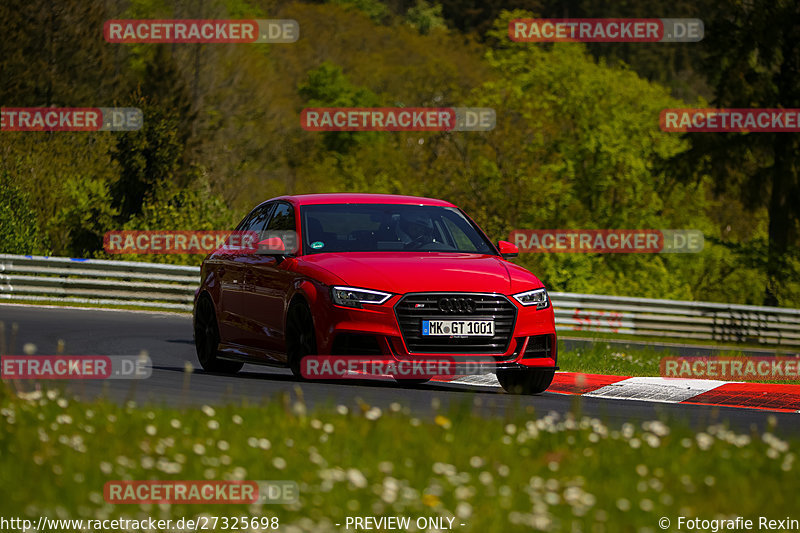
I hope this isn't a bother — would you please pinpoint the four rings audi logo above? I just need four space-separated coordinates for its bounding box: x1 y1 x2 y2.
438 297 476 313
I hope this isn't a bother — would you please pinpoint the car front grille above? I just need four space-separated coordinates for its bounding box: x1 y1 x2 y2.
394 293 517 354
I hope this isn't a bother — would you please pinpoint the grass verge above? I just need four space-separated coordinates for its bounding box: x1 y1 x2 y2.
557 340 800 384
0 300 190 315
557 329 794 351
1 382 797 532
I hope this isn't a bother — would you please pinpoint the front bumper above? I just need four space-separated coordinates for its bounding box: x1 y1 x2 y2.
311 290 557 370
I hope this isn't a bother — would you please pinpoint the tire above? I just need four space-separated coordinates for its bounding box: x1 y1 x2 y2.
286 301 316 378
497 369 555 394
194 295 244 374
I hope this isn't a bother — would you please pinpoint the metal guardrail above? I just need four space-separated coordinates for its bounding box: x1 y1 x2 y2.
0 254 198 311
2 253 800 347
553 292 800 347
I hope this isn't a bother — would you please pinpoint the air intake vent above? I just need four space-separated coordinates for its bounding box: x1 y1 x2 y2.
522 334 553 358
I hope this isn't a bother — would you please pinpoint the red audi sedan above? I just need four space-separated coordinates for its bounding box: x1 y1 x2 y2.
193 193 557 394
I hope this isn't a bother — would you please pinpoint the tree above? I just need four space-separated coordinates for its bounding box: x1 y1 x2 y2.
405 1 447 35
671 0 800 306
0 171 48 254
0 0 129 106
298 62 382 153
416 11 714 300
0 133 120 257
111 92 187 220
110 176 237 266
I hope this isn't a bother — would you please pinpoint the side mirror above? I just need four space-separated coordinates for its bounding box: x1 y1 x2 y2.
256 237 286 255
497 240 519 259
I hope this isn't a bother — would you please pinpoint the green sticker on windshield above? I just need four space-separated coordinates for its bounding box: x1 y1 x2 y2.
311 241 324 249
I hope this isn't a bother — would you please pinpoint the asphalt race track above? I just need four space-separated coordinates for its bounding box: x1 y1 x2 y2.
1 304 797 436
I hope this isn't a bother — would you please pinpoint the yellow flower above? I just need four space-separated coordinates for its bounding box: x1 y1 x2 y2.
422 494 441 507
434 415 452 430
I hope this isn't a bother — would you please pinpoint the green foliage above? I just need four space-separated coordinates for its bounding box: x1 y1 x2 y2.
432 0 539 36
0 0 130 105
404 0 447 35
668 0 800 306
299 63 381 107
325 0 390 22
0 0 795 303
413 11 699 298
102 178 239 265
50 176 118 257
299 62 383 153
415 0 711 100
0 171 48 254
111 93 187 220
0 133 120 257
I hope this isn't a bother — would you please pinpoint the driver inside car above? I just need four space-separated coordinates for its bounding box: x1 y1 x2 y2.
395 212 437 245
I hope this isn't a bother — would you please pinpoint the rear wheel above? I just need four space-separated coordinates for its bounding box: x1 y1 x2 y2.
497 369 554 394
286 301 316 378
194 295 244 374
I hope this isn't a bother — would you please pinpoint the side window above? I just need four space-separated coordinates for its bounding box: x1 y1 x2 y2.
443 216 479 252
266 202 296 232
233 203 274 252
241 203 274 234
235 212 255 232
265 202 297 252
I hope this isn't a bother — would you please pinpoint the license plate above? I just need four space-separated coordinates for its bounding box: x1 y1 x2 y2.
421 319 494 336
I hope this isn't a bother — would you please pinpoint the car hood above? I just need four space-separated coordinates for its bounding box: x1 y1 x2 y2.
301 252 543 294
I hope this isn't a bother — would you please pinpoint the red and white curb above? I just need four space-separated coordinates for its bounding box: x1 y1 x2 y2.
433 372 800 413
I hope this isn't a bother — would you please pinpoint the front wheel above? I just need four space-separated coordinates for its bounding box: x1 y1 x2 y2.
194 295 244 374
286 301 317 378
497 369 554 394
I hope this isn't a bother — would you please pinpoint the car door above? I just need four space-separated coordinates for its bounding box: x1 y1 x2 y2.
219 202 274 346
240 201 298 356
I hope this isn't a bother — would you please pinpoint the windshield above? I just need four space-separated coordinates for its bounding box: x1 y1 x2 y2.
301 203 496 254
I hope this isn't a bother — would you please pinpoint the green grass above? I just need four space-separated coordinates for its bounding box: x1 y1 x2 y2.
558 329 787 351
558 341 661 377
557 340 800 384
0 299 191 315
1 382 798 532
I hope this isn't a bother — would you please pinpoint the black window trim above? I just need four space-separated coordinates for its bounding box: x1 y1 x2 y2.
236 201 275 234
265 201 296 231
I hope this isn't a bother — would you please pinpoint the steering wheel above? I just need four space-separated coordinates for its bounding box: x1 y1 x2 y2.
404 234 433 249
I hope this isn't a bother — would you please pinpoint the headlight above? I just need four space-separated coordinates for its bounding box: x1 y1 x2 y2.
513 288 549 309
331 286 392 308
